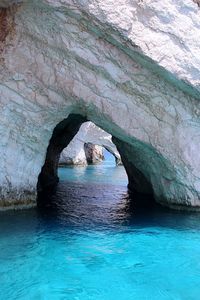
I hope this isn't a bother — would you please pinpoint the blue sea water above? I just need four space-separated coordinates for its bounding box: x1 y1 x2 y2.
1 151 200 299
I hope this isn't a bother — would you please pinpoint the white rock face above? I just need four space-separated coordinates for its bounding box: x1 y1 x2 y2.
0 0 200 209
59 122 121 165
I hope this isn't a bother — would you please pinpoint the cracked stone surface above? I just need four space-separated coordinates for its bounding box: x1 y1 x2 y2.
59 122 121 165
0 0 200 209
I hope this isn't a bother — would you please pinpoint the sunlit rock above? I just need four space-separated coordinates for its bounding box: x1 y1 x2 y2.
0 0 200 209
59 122 121 166
84 143 104 164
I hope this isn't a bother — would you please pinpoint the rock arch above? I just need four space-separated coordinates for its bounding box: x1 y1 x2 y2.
101 145 122 166
59 121 121 166
37 113 154 205
0 0 200 209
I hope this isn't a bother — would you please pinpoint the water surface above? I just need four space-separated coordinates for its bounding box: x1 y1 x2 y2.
1 152 200 299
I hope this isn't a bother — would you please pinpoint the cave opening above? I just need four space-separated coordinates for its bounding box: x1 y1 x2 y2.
37 113 155 208
58 120 122 167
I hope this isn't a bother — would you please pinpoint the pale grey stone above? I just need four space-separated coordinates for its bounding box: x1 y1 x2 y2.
0 0 200 209
59 122 121 165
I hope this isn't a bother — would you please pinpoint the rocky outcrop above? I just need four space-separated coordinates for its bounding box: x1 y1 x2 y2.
0 0 200 209
193 0 200 8
59 121 121 166
84 143 104 164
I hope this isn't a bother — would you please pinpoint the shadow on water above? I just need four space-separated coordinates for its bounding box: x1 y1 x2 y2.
36 181 200 233
2 155 200 300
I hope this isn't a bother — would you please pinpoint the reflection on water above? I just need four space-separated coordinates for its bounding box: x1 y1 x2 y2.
1 153 200 299
58 164 128 186
38 181 200 232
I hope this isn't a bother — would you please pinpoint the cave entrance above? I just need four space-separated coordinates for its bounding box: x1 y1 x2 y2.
58 121 122 167
37 113 154 207
57 145 127 191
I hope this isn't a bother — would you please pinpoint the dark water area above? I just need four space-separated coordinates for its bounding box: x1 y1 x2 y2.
1 151 200 299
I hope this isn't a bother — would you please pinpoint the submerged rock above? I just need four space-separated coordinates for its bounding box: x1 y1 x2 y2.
0 0 200 209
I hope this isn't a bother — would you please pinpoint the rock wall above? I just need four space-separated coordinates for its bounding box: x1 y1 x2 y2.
59 121 121 165
0 0 200 209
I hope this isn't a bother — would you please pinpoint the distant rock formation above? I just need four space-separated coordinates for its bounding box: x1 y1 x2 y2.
59 122 121 166
193 0 200 8
1 1 200 209
84 143 104 164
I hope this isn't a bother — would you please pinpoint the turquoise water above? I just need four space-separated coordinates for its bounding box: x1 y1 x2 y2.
58 150 127 186
1 152 200 299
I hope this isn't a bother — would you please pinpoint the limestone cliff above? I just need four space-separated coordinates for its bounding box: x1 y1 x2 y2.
0 0 200 209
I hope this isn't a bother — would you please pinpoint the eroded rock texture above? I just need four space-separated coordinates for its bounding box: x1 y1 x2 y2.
0 0 200 209
59 122 121 165
84 143 104 164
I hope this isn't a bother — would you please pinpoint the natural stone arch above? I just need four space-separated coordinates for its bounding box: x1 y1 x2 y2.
36 111 191 210
59 121 121 166
0 0 200 209
37 113 154 206
101 145 122 166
